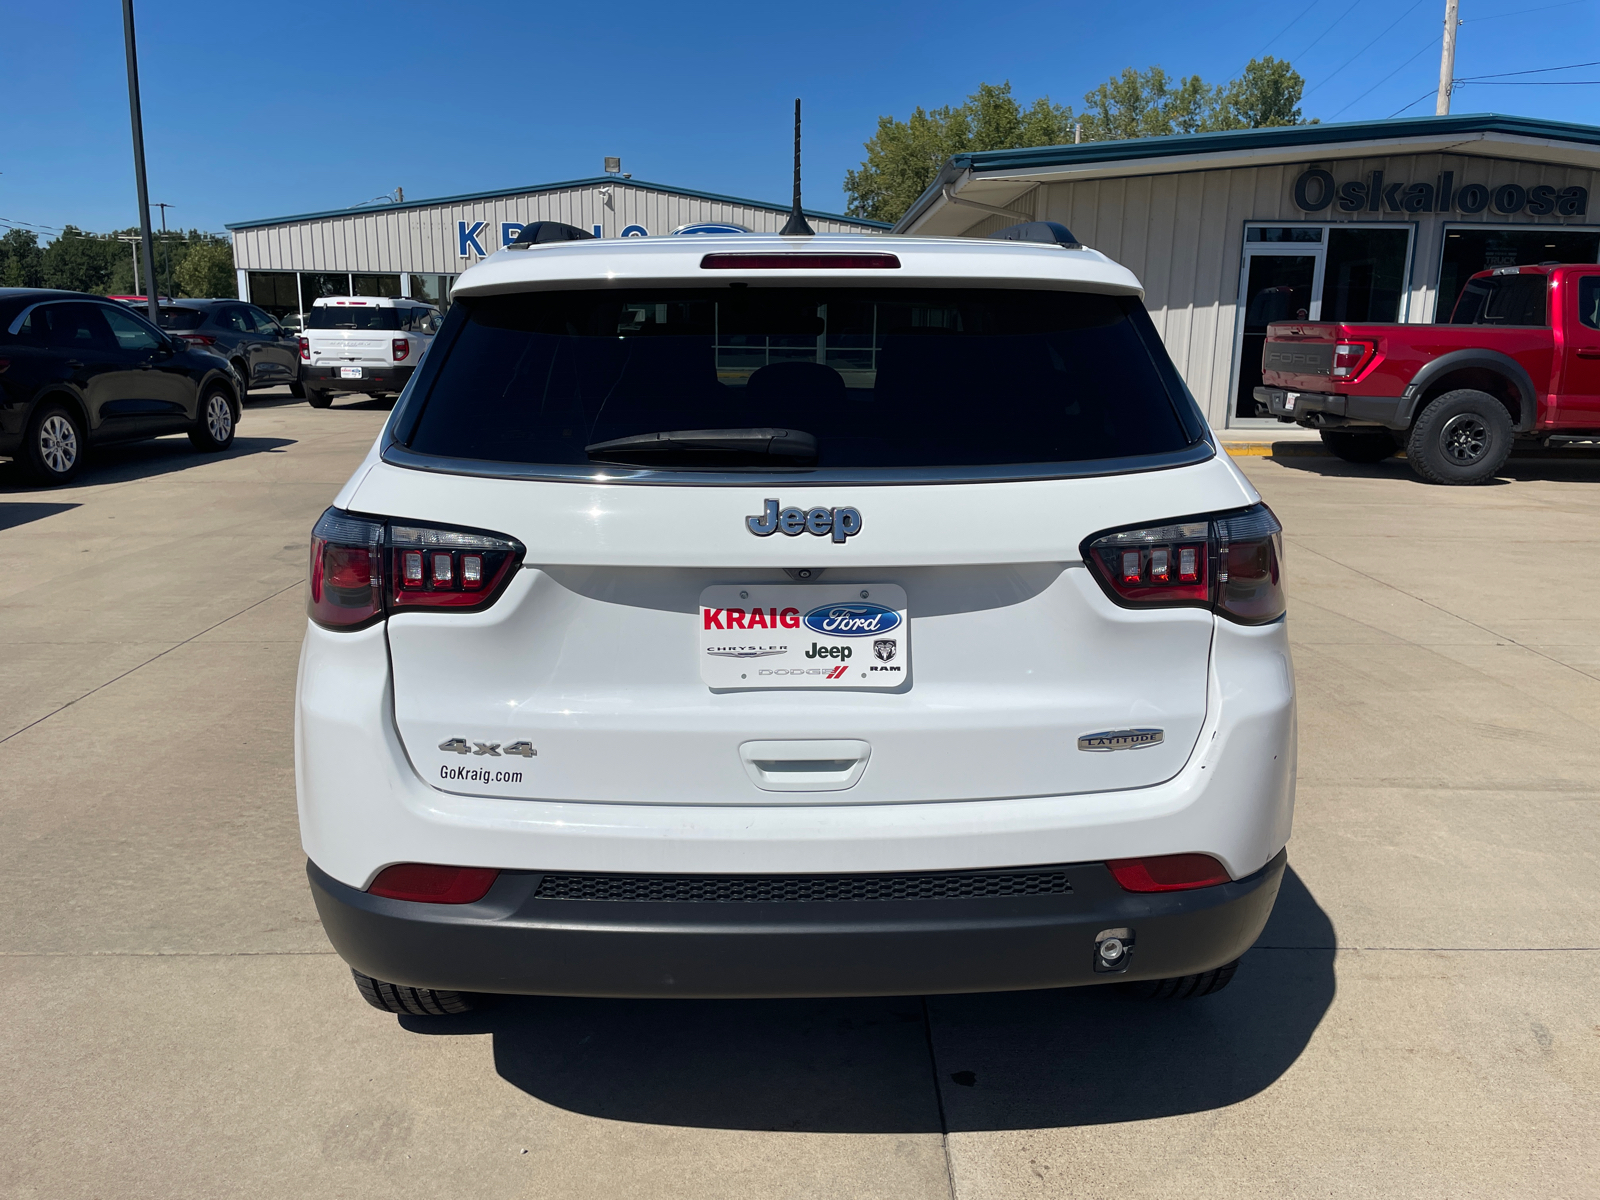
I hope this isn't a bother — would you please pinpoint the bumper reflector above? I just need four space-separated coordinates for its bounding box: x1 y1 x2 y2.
1106 854 1231 893
368 863 500 904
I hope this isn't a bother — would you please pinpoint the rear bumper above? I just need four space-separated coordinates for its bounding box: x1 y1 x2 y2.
307 848 1286 998
1255 386 1408 428
303 363 415 394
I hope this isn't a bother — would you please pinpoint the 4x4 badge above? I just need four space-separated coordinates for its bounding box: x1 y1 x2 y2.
747 499 862 543
439 738 537 758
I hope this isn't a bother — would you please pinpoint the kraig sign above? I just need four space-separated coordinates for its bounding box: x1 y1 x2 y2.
1294 168 1588 217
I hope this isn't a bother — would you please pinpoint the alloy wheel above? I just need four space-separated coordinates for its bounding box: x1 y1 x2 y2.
1440 413 1488 464
38 414 78 475
206 394 233 442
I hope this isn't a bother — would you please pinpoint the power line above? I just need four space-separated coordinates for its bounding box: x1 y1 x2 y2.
1388 86 1440 117
1293 0 1368 62
1457 78 1600 83
1329 34 1442 118
1465 0 1593 19
1454 58 1600 79
1234 1 1319 77
1305 0 1428 97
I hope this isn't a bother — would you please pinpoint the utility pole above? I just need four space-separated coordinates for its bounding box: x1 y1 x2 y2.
120 0 159 325
154 201 174 300
117 235 142 294
1436 0 1461 115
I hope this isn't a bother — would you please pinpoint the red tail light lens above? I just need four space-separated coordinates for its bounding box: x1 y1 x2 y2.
389 523 518 609
1107 854 1232 892
179 333 216 346
308 511 383 629
307 508 524 629
297 336 310 361
392 337 410 362
1331 340 1376 379
1083 504 1284 625
368 863 500 904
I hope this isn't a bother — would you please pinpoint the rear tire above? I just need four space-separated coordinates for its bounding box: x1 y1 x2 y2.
1117 959 1239 999
19 401 85 486
1320 428 1397 463
188 386 236 452
289 380 305 399
352 969 476 1015
304 387 332 408
1405 389 1514 485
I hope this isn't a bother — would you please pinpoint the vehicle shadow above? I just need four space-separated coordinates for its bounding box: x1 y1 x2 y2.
0 501 80 531
398 866 1335 1133
1263 448 1600 485
0 436 296 494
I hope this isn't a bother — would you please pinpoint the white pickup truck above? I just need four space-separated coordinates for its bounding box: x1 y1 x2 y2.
298 296 441 409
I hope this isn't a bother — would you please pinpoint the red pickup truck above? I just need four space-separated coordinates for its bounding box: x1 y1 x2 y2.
1256 263 1600 483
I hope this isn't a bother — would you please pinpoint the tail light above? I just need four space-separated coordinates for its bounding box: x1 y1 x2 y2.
368 863 499 903
298 336 310 361
1331 340 1376 379
1107 854 1231 892
392 337 410 362
179 333 216 346
307 508 523 629
1083 503 1284 625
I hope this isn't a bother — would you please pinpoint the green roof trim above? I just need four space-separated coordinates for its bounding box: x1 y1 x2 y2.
226 177 890 232
895 112 1600 231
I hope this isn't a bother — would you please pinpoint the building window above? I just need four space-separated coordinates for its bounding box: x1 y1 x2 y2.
408 274 457 312
1436 227 1600 321
1234 222 1413 420
351 273 402 298
247 271 299 319
302 272 352 302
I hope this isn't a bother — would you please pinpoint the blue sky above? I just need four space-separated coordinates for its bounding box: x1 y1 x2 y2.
2 0 1597 238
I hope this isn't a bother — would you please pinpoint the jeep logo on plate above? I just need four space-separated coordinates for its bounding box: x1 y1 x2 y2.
746 499 862 543
802 603 901 637
1076 729 1164 752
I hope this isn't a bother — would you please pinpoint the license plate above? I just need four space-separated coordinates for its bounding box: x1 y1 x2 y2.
699 584 907 689
340 366 363 379
1283 392 1297 411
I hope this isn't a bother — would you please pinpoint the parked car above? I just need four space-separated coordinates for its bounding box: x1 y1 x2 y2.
153 299 302 398
0 288 241 485
1257 262 1600 483
298 296 441 408
297 227 1296 1015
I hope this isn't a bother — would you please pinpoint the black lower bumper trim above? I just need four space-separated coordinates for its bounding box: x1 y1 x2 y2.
308 849 1287 999
1255 386 1408 429
303 364 414 394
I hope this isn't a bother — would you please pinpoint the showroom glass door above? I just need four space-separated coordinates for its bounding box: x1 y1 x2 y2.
1234 231 1323 420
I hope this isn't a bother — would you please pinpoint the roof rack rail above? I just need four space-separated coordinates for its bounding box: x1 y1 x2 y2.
988 221 1084 249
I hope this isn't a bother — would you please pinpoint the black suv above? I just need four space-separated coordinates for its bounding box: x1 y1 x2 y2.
0 289 242 485
151 299 302 397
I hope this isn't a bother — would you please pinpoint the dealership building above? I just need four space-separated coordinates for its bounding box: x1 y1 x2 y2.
894 113 1600 428
225 172 886 321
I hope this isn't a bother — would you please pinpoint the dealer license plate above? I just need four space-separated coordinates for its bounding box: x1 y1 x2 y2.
699 584 908 689
340 366 363 379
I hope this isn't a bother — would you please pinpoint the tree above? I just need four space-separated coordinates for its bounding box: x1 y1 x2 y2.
41 228 121 294
844 82 1076 223
175 241 236 298
1 228 44 288
844 60 1312 224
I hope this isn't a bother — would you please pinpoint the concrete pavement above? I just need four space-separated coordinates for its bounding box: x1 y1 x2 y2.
1 396 1595 1197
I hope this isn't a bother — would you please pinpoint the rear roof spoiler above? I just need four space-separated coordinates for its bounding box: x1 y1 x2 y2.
988 221 1084 249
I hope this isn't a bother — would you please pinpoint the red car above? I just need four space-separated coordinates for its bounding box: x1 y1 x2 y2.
1256 263 1600 483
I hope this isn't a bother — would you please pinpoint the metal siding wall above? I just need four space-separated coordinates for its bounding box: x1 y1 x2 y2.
1031 151 1600 427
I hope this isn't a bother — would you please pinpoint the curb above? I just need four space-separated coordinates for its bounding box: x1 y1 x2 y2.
1223 442 1332 458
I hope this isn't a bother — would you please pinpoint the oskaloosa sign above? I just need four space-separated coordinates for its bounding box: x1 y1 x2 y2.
1294 168 1588 218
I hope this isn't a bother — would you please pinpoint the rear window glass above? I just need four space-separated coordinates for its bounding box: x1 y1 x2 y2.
403 288 1199 470
309 305 403 330
1449 274 1548 326
157 307 207 330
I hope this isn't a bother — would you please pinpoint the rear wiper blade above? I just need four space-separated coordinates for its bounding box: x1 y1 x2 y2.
585 427 817 461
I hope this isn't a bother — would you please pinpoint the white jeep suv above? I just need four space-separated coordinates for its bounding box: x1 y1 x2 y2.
296 228 1295 1015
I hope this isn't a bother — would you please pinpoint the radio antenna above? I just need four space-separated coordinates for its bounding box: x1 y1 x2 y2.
779 98 815 237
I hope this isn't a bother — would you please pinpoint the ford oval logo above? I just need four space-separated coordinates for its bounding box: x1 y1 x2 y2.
802 603 901 637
